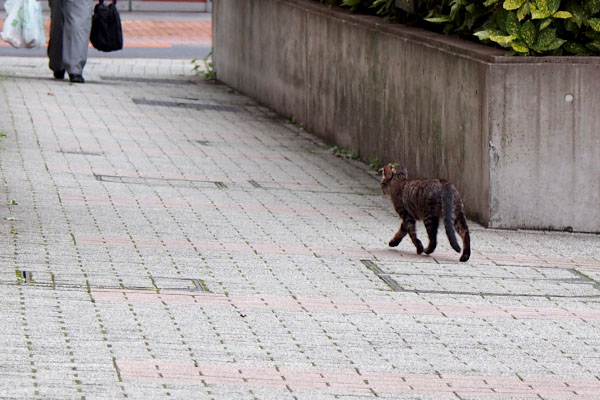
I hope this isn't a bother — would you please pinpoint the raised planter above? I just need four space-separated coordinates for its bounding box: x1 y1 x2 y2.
213 0 600 232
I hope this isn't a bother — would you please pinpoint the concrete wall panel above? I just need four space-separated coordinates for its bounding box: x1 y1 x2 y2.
489 64 600 231
213 0 307 121
213 0 600 231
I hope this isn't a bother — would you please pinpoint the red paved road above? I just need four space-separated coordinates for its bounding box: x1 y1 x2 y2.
0 14 212 48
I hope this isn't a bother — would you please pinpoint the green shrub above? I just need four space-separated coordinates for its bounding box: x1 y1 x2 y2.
319 0 600 55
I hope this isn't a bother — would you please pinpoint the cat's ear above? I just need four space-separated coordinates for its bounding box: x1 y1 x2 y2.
383 165 393 179
398 167 408 178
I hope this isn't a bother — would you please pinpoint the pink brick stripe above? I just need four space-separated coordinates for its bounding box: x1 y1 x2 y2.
117 360 600 398
49 164 322 187
74 233 408 259
75 233 600 269
60 194 369 217
91 289 600 321
52 141 294 161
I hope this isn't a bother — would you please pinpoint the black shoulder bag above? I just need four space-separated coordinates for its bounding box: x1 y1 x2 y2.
90 0 123 52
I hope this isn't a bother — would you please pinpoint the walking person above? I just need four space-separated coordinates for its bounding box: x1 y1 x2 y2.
48 0 94 83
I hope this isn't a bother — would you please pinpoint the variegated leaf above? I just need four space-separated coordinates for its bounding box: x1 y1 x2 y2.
425 16 452 23
511 39 530 52
474 29 504 40
520 20 537 46
535 27 556 48
539 18 552 30
587 18 600 32
503 0 526 11
490 34 517 44
547 0 560 15
517 2 530 21
552 11 573 19
505 11 521 36
531 0 551 19
484 0 501 6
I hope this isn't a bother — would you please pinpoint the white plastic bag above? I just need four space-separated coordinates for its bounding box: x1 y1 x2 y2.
1 0 25 48
1 0 45 48
22 0 45 48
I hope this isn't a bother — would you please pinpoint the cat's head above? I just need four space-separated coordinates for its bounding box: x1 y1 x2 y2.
381 164 407 196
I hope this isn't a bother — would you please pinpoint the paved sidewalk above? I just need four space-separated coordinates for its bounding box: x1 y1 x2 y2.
0 57 599 399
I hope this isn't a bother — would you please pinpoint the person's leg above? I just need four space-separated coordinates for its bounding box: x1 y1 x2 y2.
62 0 93 80
47 0 65 78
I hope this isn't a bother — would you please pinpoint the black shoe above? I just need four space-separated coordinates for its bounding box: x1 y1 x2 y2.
53 70 65 80
69 74 85 83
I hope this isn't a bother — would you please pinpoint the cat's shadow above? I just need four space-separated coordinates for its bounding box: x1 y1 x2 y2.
373 247 465 263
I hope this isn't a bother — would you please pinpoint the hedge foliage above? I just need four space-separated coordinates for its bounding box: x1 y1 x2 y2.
319 0 600 55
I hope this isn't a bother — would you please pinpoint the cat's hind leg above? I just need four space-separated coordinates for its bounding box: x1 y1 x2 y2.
423 216 439 254
388 224 407 247
454 213 471 262
404 219 424 254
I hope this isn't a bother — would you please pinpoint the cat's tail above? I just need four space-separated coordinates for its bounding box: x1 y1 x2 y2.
443 184 461 253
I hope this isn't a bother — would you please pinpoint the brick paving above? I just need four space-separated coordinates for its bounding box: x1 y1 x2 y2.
0 50 599 400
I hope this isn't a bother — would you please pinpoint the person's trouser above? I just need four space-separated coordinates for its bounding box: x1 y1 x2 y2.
48 0 93 75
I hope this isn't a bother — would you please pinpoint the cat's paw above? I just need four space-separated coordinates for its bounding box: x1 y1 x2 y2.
388 239 400 247
424 244 436 254
459 252 470 262
416 241 424 254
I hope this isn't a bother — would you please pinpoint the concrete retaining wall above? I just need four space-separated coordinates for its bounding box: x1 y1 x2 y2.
213 0 600 232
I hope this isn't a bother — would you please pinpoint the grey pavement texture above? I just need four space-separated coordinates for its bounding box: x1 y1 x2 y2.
0 57 600 399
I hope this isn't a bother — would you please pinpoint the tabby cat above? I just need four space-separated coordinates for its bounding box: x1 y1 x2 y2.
381 165 470 262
